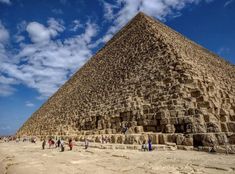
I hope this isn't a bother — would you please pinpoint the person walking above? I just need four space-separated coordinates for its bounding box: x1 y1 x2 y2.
85 138 89 149
60 139 65 152
148 138 152 151
42 139 46 150
68 139 73 151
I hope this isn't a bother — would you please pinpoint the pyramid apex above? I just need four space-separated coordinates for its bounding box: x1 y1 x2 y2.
133 11 150 20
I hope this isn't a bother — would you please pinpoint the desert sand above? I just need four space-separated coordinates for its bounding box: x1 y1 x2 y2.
0 141 235 174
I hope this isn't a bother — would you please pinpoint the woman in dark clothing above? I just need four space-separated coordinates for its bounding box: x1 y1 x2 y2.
42 139 46 150
148 138 152 151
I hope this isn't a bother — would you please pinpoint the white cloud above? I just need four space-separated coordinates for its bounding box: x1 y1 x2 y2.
26 18 64 44
25 101 35 107
70 20 83 32
0 21 9 43
0 20 98 98
13 21 27 43
0 0 11 5
0 84 15 96
14 35 25 43
224 0 234 7
101 0 119 21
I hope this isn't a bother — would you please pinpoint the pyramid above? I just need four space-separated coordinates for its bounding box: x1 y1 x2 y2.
17 12 235 149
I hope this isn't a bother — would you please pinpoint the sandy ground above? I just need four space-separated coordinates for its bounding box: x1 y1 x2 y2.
0 141 235 174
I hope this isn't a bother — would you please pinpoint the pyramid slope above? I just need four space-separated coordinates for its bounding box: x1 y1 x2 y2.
17 13 235 148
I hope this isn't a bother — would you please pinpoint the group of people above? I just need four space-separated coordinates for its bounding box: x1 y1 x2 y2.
42 138 89 152
42 138 67 152
141 139 152 151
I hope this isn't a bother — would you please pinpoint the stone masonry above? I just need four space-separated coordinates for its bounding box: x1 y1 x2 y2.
17 12 235 150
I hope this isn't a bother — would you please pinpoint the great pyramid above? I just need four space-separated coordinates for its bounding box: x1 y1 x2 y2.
17 12 235 150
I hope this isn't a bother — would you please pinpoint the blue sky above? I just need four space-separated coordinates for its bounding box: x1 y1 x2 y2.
0 0 234 135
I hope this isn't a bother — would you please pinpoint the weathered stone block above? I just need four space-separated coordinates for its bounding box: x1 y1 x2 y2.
206 122 221 132
176 134 184 145
227 122 235 132
182 137 193 146
221 123 228 132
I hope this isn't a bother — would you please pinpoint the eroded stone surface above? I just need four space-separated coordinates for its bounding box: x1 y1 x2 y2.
17 12 235 149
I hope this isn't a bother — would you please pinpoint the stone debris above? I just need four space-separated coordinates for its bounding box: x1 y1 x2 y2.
17 12 235 153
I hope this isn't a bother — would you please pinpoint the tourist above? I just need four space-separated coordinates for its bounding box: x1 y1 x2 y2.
142 140 148 151
148 138 152 151
122 125 128 134
56 139 61 148
48 138 52 148
60 139 65 152
68 139 73 151
51 139 55 148
42 139 46 150
85 138 89 149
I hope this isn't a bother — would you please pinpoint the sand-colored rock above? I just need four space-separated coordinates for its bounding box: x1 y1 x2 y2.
17 12 235 150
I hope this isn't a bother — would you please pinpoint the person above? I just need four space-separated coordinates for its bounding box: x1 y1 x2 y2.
42 139 46 150
60 139 65 152
56 139 61 148
48 138 52 148
51 139 55 148
101 135 105 144
122 125 128 134
68 139 73 151
85 138 89 149
142 140 148 151
148 138 152 151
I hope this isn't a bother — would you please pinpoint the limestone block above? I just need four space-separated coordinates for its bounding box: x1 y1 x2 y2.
220 115 228 122
192 123 206 133
160 118 168 125
215 133 228 145
169 135 177 144
227 122 235 132
159 134 167 144
111 135 117 143
190 90 201 97
176 134 184 145
228 134 235 144
204 114 218 122
117 135 125 144
134 126 144 133
221 123 228 132
193 134 218 147
165 124 175 133
206 122 221 132
230 115 235 121
182 137 193 146
147 133 159 144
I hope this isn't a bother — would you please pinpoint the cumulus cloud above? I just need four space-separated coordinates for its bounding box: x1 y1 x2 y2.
0 20 98 98
0 0 11 5
26 18 64 44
